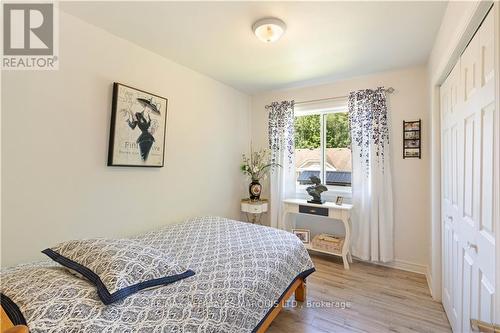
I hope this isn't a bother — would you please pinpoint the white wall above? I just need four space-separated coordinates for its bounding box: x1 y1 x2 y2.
251 66 430 272
1 11 251 267
428 2 486 80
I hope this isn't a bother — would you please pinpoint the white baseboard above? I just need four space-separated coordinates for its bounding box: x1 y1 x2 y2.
426 266 434 298
372 259 428 275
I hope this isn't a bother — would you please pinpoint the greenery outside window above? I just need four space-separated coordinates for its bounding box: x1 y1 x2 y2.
294 106 352 193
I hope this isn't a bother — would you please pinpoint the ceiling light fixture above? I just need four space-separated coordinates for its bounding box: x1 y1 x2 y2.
252 17 286 43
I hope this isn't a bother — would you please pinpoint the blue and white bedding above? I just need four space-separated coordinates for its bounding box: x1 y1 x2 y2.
1 216 315 333
42 238 196 305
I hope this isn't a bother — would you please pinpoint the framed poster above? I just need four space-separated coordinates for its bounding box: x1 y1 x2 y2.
108 83 168 167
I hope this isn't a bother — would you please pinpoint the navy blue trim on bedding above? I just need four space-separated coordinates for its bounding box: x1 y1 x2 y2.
252 267 316 333
1 293 27 326
42 248 195 305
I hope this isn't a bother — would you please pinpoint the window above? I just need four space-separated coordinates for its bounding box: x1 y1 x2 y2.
294 106 352 191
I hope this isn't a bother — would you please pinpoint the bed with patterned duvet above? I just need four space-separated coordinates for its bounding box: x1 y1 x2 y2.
0 216 315 333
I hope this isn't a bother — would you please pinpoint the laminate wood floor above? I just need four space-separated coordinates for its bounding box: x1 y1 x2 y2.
267 254 451 333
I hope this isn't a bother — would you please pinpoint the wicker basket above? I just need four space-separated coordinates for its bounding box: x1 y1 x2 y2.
312 233 344 254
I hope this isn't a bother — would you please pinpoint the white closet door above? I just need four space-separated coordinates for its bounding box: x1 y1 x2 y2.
441 59 461 330
440 7 497 332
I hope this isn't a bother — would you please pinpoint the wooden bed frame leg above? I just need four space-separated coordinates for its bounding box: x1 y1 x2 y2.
1 305 29 333
295 279 306 302
256 278 308 333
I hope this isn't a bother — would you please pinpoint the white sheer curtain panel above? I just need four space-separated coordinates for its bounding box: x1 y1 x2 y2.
266 101 295 229
348 88 394 262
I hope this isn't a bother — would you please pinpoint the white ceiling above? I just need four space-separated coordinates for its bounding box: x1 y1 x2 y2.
61 1 447 94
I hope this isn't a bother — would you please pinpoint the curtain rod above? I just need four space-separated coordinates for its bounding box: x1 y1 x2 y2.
295 87 395 105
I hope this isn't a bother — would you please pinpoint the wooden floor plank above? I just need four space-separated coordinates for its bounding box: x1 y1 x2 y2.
267 255 451 333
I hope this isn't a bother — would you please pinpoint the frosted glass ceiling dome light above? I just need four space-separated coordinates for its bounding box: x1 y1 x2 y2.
252 17 286 43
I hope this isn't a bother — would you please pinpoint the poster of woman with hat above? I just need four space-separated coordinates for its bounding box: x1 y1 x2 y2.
108 83 168 167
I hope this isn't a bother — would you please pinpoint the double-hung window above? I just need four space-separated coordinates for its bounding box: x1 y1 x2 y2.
294 99 352 194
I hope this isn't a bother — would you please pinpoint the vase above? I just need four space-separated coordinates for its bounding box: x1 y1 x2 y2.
249 180 262 201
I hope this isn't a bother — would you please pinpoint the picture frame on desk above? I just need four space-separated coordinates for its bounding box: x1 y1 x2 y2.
292 229 310 244
336 196 344 205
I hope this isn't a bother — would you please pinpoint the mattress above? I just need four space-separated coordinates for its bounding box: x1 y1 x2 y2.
1 216 315 332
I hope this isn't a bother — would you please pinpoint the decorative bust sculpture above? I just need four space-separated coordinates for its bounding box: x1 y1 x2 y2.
306 176 328 204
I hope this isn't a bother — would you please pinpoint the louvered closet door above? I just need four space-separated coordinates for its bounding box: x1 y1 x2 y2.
440 7 497 332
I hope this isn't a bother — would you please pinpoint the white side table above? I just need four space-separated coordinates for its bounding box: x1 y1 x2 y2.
241 199 268 224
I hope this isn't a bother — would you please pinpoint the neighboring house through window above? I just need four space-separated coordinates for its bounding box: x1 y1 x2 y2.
294 99 352 194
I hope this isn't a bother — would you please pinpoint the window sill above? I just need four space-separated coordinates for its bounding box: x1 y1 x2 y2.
326 186 352 195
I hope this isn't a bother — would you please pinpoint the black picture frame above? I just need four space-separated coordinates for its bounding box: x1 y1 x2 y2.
403 119 421 159
108 83 168 167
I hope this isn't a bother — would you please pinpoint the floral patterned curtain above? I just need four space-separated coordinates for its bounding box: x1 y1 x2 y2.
348 87 394 263
266 101 295 165
348 87 390 174
266 100 295 229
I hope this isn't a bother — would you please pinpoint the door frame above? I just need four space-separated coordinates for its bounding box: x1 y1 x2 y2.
495 3 500 323
429 0 496 306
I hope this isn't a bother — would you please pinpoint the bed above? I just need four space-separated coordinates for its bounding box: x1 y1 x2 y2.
1 216 315 332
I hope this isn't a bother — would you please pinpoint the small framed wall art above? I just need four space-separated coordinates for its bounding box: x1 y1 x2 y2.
108 83 168 167
403 119 421 159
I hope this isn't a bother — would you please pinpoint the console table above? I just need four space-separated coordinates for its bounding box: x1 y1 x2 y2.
281 198 353 269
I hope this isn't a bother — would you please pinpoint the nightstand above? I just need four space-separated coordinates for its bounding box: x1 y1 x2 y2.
241 199 268 224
